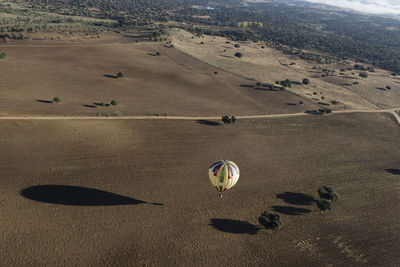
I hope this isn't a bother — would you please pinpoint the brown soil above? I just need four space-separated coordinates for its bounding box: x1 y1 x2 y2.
0 39 316 117
1 113 399 266
169 29 399 110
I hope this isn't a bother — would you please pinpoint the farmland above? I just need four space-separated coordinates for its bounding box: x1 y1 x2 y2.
0 113 399 266
0 37 317 117
1 0 400 265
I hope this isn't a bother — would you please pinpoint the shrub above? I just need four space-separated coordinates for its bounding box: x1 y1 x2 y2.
386 85 392 90
302 78 310 85
331 100 340 105
359 72 368 78
317 186 339 202
280 79 291 88
200 41 204 44
353 81 359 85
116 72 124 78
231 116 236 124
318 108 332 114
0 52 6 59
299 101 303 104
156 51 160 56
214 71 218 75
234 52 243 58
222 115 231 124
53 97 61 103
258 211 282 231
256 82 261 87
110 100 118 106
234 44 240 48
316 200 332 212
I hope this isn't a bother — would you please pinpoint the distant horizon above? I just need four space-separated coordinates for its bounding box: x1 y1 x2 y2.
299 0 400 15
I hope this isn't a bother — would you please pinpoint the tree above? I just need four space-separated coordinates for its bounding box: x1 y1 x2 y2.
318 108 332 114
280 79 291 88
317 186 339 202
316 200 332 212
359 72 368 78
258 211 282 231
302 78 310 85
386 85 391 90
222 115 231 124
53 97 61 103
111 100 118 106
234 52 243 58
117 72 124 78
156 51 160 56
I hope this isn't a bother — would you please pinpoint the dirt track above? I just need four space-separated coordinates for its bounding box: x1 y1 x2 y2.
0 108 399 125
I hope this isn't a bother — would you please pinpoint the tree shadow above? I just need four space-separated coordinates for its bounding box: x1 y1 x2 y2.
276 192 316 205
253 87 280 91
103 74 118 79
209 218 259 234
20 185 163 206
318 102 331 106
272 205 311 216
83 104 97 108
385 169 400 175
290 80 302 85
36 99 53 104
285 103 297 106
147 53 157 56
305 110 320 115
196 120 221 126
240 84 255 88
376 87 387 91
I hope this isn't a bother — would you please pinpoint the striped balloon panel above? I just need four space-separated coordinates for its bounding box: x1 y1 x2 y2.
208 160 240 193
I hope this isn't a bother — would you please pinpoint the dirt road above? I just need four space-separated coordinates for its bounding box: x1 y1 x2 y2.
0 108 399 125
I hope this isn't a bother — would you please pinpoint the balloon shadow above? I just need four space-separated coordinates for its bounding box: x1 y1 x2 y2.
20 185 163 206
276 192 316 205
209 218 259 234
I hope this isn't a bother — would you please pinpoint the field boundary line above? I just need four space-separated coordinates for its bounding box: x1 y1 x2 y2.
0 108 399 125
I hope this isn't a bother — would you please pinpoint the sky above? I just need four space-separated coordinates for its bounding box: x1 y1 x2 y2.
300 0 400 14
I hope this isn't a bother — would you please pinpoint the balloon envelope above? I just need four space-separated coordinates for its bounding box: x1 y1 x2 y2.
209 160 240 194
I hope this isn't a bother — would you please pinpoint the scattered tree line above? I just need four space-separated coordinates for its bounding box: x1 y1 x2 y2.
221 115 236 124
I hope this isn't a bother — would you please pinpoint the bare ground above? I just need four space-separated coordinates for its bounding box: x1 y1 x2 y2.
1 113 399 266
0 40 317 117
169 29 400 111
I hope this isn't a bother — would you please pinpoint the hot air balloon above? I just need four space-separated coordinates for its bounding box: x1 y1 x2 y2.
209 160 240 197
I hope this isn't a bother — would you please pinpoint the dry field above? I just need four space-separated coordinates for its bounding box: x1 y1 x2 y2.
0 38 316 117
1 113 399 266
169 28 400 110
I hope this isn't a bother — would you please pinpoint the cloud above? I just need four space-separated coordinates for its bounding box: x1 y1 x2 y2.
301 0 400 14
